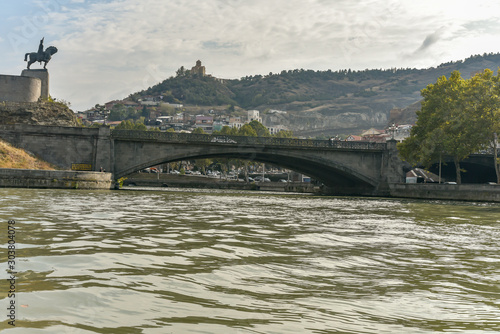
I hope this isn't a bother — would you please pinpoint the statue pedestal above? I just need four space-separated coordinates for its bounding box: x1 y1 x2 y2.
21 69 49 100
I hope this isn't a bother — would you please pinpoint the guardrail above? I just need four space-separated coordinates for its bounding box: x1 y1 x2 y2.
110 130 387 150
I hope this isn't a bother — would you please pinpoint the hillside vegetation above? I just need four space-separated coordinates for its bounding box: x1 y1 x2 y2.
0 140 55 170
131 53 500 135
0 101 79 127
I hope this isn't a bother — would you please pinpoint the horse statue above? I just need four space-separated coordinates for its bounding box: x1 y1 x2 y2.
24 38 58 70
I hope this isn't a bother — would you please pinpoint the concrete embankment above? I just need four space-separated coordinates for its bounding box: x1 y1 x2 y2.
0 169 113 189
389 183 500 202
123 173 318 193
124 173 256 190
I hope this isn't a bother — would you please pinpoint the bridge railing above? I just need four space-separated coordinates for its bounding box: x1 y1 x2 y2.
110 130 387 150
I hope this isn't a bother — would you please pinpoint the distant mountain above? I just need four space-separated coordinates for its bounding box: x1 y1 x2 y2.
132 53 500 136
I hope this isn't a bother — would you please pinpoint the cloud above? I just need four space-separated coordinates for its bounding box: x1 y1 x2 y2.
414 28 444 54
47 0 376 109
5 0 498 111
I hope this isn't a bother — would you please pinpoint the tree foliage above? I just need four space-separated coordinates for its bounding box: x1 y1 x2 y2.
238 124 258 137
192 127 206 134
398 70 500 183
114 120 148 131
274 130 294 138
248 120 270 137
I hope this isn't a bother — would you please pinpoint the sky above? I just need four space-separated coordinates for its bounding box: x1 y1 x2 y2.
2 0 500 111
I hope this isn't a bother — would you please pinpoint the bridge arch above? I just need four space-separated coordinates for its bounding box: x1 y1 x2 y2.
112 132 388 192
118 150 379 188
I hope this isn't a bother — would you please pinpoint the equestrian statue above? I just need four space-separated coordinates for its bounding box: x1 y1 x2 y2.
24 38 58 69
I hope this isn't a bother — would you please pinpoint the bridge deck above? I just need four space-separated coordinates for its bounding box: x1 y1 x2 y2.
110 130 388 151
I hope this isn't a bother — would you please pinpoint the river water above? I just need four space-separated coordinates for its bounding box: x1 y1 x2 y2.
1 187 500 333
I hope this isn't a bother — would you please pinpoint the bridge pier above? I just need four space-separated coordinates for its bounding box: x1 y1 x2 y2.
377 139 405 195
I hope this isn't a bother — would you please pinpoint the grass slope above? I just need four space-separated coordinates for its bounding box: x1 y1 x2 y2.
0 140 55 170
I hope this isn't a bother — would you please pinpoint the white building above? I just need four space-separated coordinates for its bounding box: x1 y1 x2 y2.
267 125 289 135
247 110 262 123
229 117 244 129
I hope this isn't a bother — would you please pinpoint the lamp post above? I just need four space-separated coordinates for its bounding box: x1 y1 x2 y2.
389 123 397 140
95 104 110 126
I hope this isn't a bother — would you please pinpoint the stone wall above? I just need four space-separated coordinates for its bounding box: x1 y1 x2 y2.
0 169 113 189
21 69 49 99
0 124 112 172
0 75 41 103
389 183 500 202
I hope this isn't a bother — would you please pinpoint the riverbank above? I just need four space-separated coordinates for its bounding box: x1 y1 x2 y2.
123 173 500 201
123 173 319 193
1 168 498 202
389 183 500 202
0 168 113 189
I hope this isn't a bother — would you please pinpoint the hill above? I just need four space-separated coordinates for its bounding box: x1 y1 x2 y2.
132 53 500 136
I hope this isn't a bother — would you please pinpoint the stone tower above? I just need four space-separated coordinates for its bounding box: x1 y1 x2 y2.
191 60 206 76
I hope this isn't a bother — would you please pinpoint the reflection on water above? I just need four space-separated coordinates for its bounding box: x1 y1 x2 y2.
1 187 500 333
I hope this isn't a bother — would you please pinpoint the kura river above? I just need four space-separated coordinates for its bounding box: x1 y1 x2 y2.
1 187 500 333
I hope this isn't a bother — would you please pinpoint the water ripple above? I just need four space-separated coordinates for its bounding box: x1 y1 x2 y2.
0 188 499 333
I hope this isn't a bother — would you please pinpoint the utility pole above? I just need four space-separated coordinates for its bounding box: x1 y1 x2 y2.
439 154 442 184
262 163 265 182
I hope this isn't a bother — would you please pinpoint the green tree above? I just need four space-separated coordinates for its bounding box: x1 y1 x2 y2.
192 127 206 134
115 120 148 131
134 122 147 131
399 71 469 183
274 130 294 138
248 120 270 137
214 125 238 135
176 66 186 77
115 120 133 130
195 159 212 174
465 69 500 182
398 70 500 183
238 124 257 137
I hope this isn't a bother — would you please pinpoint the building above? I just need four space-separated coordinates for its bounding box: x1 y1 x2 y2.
212 120 227 132
268 109 287 115
345 135 362 141
247 110 262 123
267 125 289 135
105 100 122 110
191 60 206 76
160 102 183 109
229 117 244 130
406 168 440 183
195 115 214 133
361 128 388 142
392 124 413 142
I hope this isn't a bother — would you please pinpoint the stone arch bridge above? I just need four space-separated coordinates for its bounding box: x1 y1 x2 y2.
0 124 405 195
